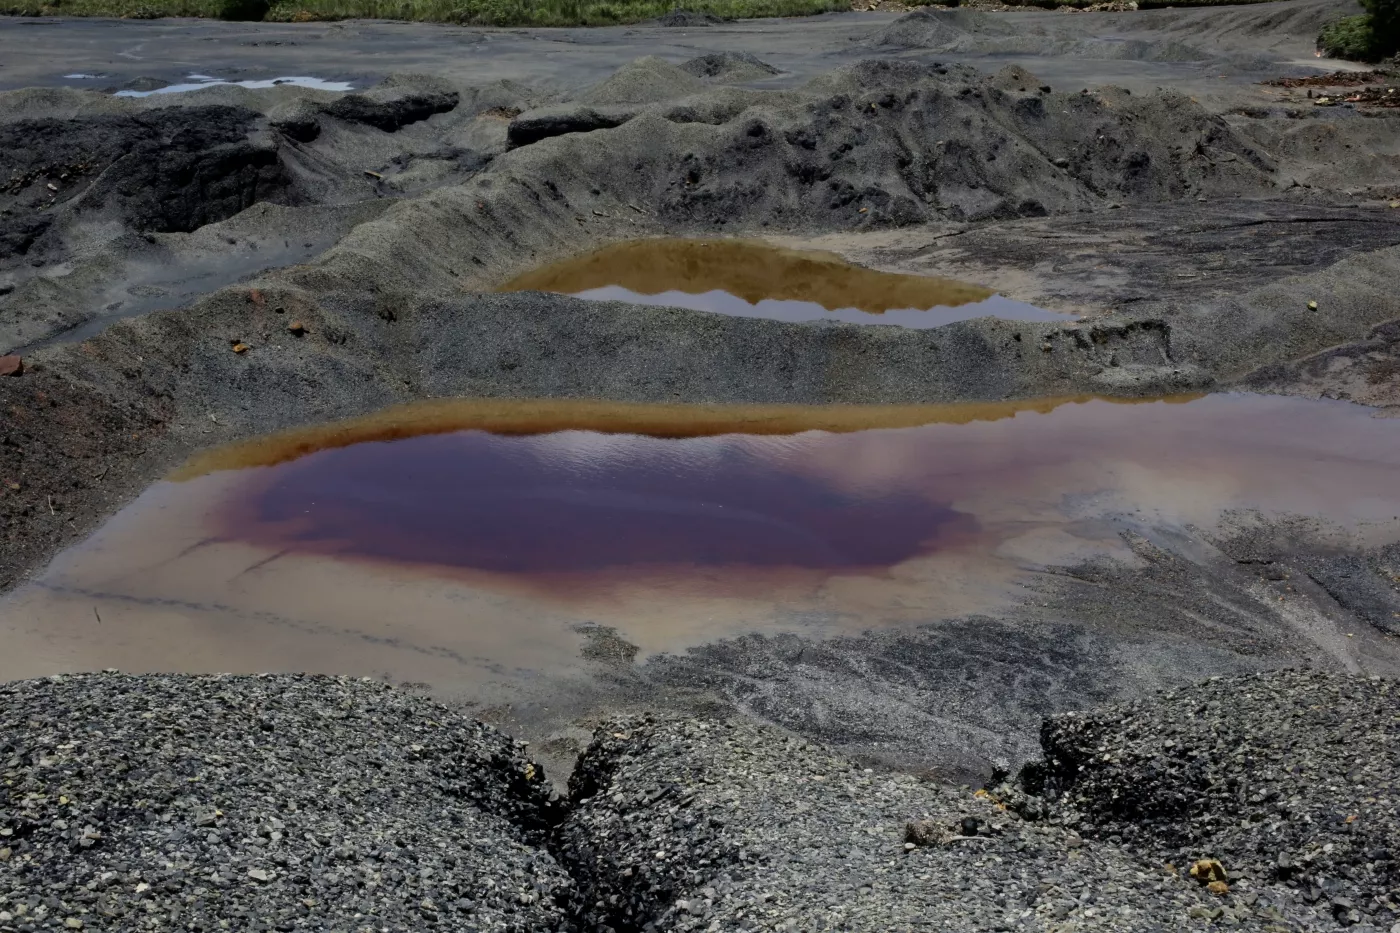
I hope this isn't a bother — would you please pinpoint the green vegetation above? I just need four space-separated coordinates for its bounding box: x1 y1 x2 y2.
0 0 845 24
1318 0 1399 61
906 0 1276 9
0 0 1328 28
0 0 224 16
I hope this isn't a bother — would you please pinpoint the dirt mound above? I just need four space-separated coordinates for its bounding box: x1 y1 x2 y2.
1010 670 1400 930
988 63 1046 92
0 103 299 327
1263 68 1393 87
1 76 529 353
680 50 783 81
0 106 291 248
875 7 1019 48
579 55 709 105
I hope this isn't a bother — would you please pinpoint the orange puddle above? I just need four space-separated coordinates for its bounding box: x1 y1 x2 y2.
498 237 996 313
495 238 1071 328
171 393 1184 479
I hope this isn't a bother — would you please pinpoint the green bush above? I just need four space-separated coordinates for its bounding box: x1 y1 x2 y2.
1366 0 1400 55
217 0 268 17
1319 0 1399 61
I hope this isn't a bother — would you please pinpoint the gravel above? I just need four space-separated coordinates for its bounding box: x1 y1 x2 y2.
4 671 1397 931
1008 670 1400 931
0 673 576 932
554 713 1311 932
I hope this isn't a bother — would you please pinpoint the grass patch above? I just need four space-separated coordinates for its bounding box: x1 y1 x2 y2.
0 0 846 23
907 0 1280 9
1319 13 1384 60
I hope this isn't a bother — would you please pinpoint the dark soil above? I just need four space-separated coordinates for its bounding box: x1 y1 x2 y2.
1262 68 1395 86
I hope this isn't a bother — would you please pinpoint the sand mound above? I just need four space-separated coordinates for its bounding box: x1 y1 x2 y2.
989 64 1045 93
579 55 709 105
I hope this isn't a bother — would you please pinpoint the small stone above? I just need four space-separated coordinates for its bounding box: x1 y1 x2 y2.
64 919 83 929
0 354 22 377
1190 858 1227 884
232 343 250 354
1307 300 1318 311
1208 880 1230 896
903 820 951 847
287 321 307 336
247 868 272 882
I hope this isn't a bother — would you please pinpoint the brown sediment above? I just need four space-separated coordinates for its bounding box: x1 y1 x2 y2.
168 393 1203 480
495 238 996 312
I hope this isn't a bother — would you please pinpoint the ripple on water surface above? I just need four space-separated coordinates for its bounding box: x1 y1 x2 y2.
498 238 1073 328
3 394 1399 701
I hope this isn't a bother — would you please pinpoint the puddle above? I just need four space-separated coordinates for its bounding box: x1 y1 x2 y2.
114 75 354 98
4 393 1399 704
498 238 1074 328
63 73 106 80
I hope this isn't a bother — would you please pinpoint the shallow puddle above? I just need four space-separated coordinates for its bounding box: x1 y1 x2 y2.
3 393 1399 705
498 238 1073 328
114 75 354 98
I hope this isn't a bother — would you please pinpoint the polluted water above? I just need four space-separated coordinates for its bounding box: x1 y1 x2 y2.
114 74 355 97
498 238 1073 328
2 393 1399 706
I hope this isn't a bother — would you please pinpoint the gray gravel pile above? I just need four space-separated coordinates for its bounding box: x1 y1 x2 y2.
1008 671 1400 931
554 714 1304 933
0 673 576 933
679 52 782 82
